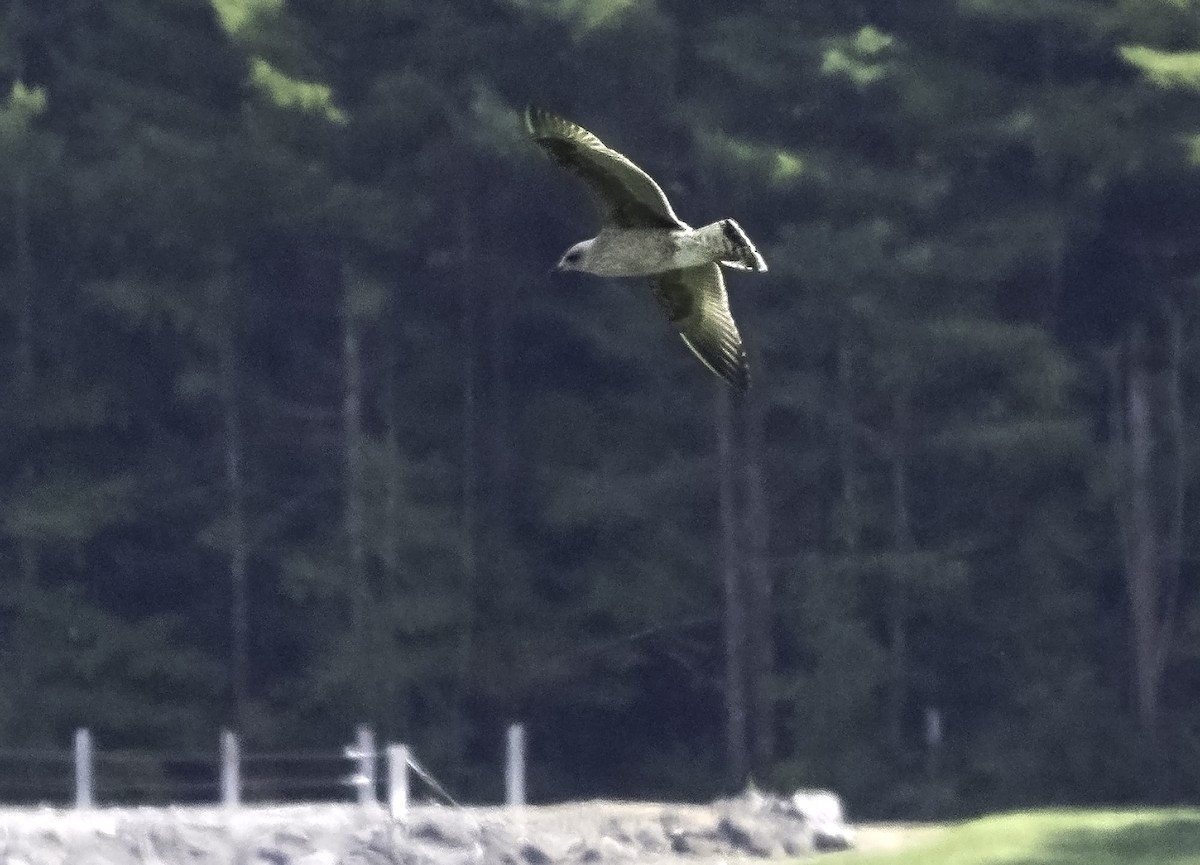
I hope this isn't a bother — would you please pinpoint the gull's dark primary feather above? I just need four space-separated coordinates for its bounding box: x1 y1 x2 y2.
652 265 749 391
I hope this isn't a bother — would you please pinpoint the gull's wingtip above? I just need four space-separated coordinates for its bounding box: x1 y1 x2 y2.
524 104 549 137
726 357 751 392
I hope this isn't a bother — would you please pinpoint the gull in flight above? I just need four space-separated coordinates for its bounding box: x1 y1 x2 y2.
525 106 766 390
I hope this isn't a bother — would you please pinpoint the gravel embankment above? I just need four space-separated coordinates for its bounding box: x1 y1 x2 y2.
0 791 857 864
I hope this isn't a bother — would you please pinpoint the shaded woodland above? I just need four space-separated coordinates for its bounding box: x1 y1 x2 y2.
3 0 1200 816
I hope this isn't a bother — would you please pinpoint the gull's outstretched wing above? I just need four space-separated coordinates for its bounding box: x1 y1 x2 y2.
651 265 749 391
525 105 685 230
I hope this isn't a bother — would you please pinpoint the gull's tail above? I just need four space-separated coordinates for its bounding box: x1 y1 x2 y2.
708 219 767 272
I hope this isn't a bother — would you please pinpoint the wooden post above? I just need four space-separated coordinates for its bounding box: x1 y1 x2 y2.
74 728 93 809
221 728 240 808
387 744 409 816
505 723 525 808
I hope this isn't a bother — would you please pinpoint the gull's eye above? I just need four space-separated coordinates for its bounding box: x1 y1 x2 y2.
565 251 582 264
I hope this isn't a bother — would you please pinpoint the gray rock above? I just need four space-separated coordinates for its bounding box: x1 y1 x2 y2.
252 848 291 865
791 789 855 851
408 819 467 847
716 814 780 857
665 827 724 858
567 835 635 864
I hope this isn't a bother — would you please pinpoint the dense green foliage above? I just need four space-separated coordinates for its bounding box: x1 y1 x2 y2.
826 808 1200 865
2 0 1200 815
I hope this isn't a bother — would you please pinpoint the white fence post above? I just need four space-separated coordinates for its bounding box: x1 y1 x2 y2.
221 728 240 808
349 724 376 805
505 723 525 808
74 728 93 809
387 744 409 817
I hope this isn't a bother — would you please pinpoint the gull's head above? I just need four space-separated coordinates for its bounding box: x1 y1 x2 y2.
554 239 593 273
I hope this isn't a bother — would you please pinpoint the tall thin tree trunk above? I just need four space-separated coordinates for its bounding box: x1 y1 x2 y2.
480 202 516 714
486 271 512 529
836 333 864 551
887 390 913 755
217 269 250 732
13 169 39 590
1125 361 1160 732
743 378 774 773
1112 307 1184 788
379 288 406 745
718 387 748 787
459 306 477 667
455 169 479 763
341 264 375 725
382 317 402 577
342 282 368 578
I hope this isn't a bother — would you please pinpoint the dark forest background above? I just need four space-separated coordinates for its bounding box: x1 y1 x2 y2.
3 0 1200 817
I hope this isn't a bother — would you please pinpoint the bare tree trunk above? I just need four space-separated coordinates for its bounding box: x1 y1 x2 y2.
717 387 749 787
454 169 479 764
486 273 512 533
836 332 866 551
342 283 368 584
382 324 402 576
743 379 774 774
379 290 405 745
217 268 250 732
459 303 477 671
13 168 39 590
1111 307 1184 786
887 390 913 755
341 265 375 725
